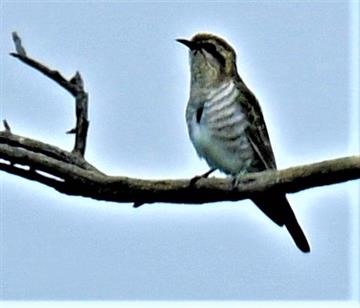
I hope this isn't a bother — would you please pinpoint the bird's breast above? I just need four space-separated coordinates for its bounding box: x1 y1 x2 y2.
186 81 254 175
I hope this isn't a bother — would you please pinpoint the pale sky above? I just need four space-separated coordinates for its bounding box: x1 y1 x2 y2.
0 0 359 302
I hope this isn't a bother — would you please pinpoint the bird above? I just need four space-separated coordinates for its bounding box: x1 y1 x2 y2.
177 33 310 253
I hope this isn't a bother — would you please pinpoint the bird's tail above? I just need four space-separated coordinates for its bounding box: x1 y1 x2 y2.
253 194 310 253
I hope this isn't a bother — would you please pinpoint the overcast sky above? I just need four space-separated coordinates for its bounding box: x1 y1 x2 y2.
0 0 359 303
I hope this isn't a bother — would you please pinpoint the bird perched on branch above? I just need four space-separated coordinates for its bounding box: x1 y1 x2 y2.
177 33 310 253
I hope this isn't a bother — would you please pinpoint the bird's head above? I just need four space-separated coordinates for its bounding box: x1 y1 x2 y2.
177 33 238 87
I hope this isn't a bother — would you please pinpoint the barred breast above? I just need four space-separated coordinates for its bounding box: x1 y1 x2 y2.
186 81 254 175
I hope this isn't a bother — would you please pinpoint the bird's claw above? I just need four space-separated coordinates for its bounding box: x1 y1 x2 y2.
189 168 217 186
231 173 256 190
189 175 202 186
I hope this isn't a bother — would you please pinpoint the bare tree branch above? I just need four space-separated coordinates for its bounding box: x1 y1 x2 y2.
0 131 102 173
12 32 27 56
1 32 359 207
10 33 89 156
0 161 66 190
2 120 11 132
1 137 359 204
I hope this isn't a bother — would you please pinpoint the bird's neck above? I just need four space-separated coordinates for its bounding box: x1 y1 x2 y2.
190 74 233 102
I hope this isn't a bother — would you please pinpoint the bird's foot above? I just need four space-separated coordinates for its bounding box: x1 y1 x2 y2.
189 168 216 186
231 173 256 190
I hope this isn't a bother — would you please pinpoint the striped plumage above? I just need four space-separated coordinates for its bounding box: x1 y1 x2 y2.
178 33 310 253
186 80 254 175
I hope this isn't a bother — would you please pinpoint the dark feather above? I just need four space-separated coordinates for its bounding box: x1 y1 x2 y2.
253 194 310 253
234 78 277 171
234 77 310 253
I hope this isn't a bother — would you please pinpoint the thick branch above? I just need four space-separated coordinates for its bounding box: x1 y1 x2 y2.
0 131 102 173
0 139 359 204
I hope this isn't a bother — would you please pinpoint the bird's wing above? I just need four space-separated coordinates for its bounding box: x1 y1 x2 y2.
236 79 277 170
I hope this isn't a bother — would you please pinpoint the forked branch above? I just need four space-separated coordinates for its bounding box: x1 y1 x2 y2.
9 32 89 156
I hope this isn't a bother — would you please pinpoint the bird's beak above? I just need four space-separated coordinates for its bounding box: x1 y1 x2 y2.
176 38 195 50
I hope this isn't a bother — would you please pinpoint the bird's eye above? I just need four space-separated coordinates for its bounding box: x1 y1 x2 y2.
202 43 216 53
201 43 225 67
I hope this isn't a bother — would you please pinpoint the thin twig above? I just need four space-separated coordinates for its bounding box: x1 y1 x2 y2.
10 33 89 157
10 53 78 96
2 120 11 132
73 90 89 156
12 32 27 56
